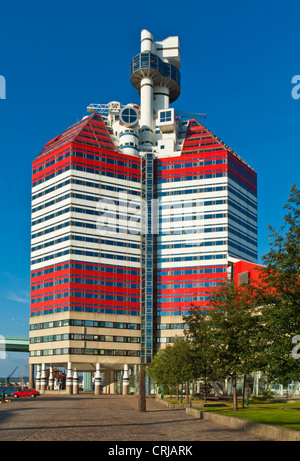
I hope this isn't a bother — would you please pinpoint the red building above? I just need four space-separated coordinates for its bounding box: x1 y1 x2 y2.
29 30 258 394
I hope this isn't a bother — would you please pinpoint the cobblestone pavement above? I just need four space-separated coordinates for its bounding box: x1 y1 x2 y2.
0 394 270 442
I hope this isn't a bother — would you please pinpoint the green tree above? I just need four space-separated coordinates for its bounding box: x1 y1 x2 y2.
208 280 262 411
257 184 300 385
183 307 217 402
147 337 197 401
147 347 173 394
169 337 197 402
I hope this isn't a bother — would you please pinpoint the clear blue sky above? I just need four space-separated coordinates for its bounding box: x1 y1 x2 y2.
0 0 299 375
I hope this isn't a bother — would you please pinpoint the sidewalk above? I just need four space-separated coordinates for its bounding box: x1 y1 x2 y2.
0 393 269 441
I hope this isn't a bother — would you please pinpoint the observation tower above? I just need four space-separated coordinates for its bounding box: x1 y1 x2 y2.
130 30 181 146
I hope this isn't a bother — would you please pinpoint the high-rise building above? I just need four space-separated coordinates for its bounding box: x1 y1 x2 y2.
29 30 257 394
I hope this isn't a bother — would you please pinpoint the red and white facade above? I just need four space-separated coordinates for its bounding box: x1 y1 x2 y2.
29 30 257 393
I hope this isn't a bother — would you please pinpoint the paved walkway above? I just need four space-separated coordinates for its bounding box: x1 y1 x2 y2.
0 394 269 441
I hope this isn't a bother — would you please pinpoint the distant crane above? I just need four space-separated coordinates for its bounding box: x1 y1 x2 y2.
20 364 29 388
6 366 18 385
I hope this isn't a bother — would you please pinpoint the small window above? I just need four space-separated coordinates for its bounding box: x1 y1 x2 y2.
120 106 139 127
160 110 172 123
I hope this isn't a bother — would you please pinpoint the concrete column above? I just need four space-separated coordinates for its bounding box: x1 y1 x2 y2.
102 371 108 394
140 29 154 147
141 29 154 53
153 86 169 113
29 363 35 389
54 377 59 390
102 370 114 394
48 366 54 390
140 77 153 147
123 364 129 395
40 363 47 394
73 369 79 395
66 362 73 394
134 365 141 394
94 363 101 395
109 370 115 394
35 365 41 391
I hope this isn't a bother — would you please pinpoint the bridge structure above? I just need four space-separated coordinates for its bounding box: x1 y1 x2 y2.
0 337 29 353
0 336 94 392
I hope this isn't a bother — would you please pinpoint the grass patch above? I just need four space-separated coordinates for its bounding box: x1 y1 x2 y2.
195 400 300 431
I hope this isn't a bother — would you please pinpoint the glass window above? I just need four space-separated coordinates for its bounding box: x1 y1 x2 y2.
120 107 138 126
160 110 173 123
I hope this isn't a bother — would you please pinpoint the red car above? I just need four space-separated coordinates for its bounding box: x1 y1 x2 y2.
11 388 40 398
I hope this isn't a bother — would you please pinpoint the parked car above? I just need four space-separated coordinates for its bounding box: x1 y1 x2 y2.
11 388 40 398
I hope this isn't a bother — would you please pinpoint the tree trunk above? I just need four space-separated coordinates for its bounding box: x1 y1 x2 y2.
138 364 146 412
177 385 179 401
242 375 246 408
186 382 189 404
232 376 238 411
204 380 207 403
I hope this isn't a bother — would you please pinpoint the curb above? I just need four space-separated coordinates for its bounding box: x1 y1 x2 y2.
155 398 227 409
186 408 300 441
155 397 188 409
